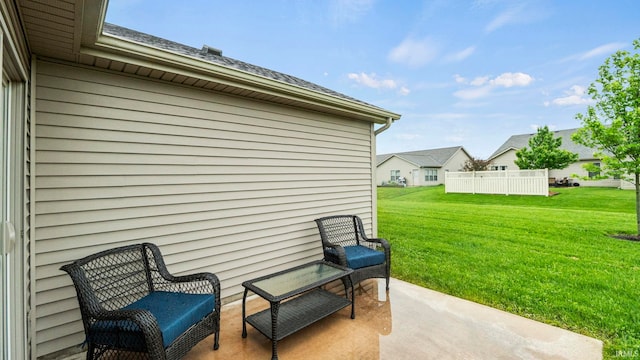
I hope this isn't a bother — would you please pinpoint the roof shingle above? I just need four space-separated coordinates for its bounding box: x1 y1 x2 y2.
489 128 599 160
377 146 466 167
102 23 383 110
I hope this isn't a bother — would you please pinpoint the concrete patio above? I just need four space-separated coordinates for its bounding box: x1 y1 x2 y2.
183 278 602 360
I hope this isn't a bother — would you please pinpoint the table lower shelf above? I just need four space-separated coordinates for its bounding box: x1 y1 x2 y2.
246 288 351 341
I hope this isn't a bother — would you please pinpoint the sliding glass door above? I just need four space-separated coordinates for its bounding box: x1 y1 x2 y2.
0 22 27 360
1 74 9 360
2 63 24 360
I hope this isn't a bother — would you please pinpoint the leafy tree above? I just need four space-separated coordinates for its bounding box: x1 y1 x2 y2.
514 126 579 170
462 157 492 171
572 38 640 236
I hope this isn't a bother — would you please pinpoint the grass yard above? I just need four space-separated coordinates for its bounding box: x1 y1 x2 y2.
377 185 640 359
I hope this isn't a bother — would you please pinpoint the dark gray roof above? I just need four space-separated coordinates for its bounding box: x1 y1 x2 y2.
103 23 382 110
377 146 467 167
489 128 598 160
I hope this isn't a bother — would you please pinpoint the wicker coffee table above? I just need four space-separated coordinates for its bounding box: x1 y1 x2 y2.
242 260 354 360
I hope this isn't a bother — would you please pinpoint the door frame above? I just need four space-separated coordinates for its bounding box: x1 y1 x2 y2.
1 24 28 360
412 168 420 186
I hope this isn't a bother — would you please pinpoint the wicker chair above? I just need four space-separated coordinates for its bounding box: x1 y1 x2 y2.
60 243 221 360
315 215 391 290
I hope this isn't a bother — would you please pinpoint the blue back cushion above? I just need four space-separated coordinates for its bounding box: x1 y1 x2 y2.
344 245 385 269
90 291 214 349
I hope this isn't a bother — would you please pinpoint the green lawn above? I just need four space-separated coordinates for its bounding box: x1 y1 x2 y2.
377 186 640 359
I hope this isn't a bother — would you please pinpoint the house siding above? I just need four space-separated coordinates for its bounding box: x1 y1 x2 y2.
376 147 470 187
490 150 518 171
34 60 376 356
439 148 469 181
553 160 620 187
492 149 620 187
376 157 416 186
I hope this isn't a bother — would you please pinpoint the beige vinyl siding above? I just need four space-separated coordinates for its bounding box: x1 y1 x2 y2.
442 149 469 173
551 161 620 188
495 149 620 188
34 59 376 356
437 148 471 184
376 157 416 186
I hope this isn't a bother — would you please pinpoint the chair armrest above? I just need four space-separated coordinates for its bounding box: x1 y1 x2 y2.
143 243 220 297
362 237 390 250
153 272 222 318
162 272 220 294
91 309 165 359
323 244 348 267
362 238 391 265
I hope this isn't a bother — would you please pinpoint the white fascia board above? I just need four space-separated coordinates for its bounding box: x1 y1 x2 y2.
82 34 400 124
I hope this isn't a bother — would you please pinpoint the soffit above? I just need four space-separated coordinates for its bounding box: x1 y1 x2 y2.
17 0 79 62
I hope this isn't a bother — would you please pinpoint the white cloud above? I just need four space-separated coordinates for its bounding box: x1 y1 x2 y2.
470 76 490 86
444 46 476 62
399 86 411 96
485 6 522 33
453 74 467 84
559 42 627 64
329 0 375 25
453 72 534 99
579 42 626 60
484 3 548 33
396 133 422 141
548 85 593 106
347 72 398 90
454 85 493 100
490 72 534 87
388 37 439 67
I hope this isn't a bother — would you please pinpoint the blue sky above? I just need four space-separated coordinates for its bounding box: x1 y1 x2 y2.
105 0 639 158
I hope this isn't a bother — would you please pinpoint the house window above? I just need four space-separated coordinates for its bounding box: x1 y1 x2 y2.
390 170 400 182
589 162 601 178
424 168 438 182
491 165 507 171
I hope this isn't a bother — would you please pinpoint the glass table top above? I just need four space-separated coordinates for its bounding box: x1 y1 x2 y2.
248 262 349 299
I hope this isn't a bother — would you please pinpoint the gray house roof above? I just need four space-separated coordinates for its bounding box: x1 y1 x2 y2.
103 23 382 111
489 128 598 160
377 146 468 167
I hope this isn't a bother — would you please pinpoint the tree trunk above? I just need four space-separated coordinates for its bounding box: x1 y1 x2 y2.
636 172 640 235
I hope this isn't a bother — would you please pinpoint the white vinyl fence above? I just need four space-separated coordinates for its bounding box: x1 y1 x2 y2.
445 169 549 196
621 179 636 190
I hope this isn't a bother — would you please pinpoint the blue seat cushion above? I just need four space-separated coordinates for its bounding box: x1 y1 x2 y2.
327 245 385 269
90 291 214 349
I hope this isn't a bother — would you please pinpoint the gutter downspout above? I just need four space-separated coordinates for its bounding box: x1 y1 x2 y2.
372 116 394 238
374 117 394 135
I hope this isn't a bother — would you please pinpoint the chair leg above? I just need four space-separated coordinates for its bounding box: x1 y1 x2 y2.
213 330 220 350
85 345 92 360
213 317 220 350
85 343 96 360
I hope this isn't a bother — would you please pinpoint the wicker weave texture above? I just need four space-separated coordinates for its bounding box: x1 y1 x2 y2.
60 243 221 360
246 288 351 340
315 215 391 290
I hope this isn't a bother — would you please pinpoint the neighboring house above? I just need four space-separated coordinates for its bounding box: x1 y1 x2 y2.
489 128 620 187
0 1 401 359
376 146 471 186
